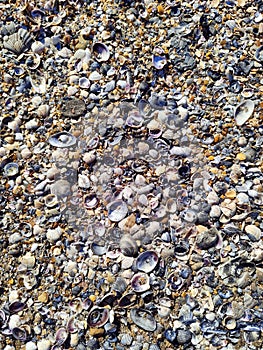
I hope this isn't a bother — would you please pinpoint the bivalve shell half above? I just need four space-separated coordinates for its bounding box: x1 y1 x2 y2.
234 100 254 126
3 162 19 177
48 132 76 148
119 234 138 257
130 308 156 331
92 42 110 62
136 251 158 273
3 28 32 54
152 55 167 70
55 327 68 346
107 200 128 222
131 272 150 292
87 307 109 328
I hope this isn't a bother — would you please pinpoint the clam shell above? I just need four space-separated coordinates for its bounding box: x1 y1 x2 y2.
136 251 158 273
48 132 76 148
87 307 109 327
131 272 150 292
126 112 144 128
118 293 136 308
130 308 156 331
9 301 26 314
89 71 103 81
3 28 32 54
12 326 27 341
79 77 90 89
84 194 98 209
107 200 128 222
31 41 46 54
234 100 254 126
92 42 110 62
3 162 19 177
55 327 68 345
196 228 219 250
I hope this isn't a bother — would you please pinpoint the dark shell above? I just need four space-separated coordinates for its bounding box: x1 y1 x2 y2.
130 308 156 331
61 98 86 118
97 293 117 307
9 301 26 314
12 327 27 341
174 240 190 256
136 251 159 273
87 307 109 328
196 228 219 250
118 293 136 308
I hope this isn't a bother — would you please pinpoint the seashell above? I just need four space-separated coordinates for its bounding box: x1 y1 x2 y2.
126 112 144 128
196 227 219 250
37 104 50 117
12 326 27 341
55 328 68 346
107 200 128 222
79 77 90 89
3 162 19 177
67 316 77 333
48 132 76 148
244 225 261 241
254 46 263 62
84 194 98 209
176 329 192 344
118 293 136 308
87 307 109 327
152 55 167 70
131 159 148 173
92 42 110 62
50 180 71 198
31 41 46 54
25 54 41 70
174 240 190 256
136 251 158 273
168 272 184 291
178 165 190 178
119 234 138 257
3 28 32 54
9 301 26 314
97 293 117 307
180 209 197 223
112 277 127 294
130 308 156 331
234 100 254 126
14 66 25 76
222 316 236 330
91 243 107 256
44 194 59 208
61 98 86 118
31 8 45 18
131 272 150 293
29 75 46 93
1 22 16 36
89 71 103 81
164 328 177 345
86 136 99 149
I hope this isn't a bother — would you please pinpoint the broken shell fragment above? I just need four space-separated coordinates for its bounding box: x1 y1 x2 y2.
152 55 167 70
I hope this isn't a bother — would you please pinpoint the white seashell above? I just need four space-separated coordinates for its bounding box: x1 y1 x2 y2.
29 75 46 94
234 100 255 126
37 104 50 117
31 41 45 54
79 77 90 89
48 132 76 148
3 28 32 54
89 71 103 81
92 42 110 62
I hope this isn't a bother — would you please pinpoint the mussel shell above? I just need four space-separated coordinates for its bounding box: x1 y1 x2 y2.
87 307 109 327
136 251 158 273
48 132 76 148
130 308 156 331
131 272 150 292
107 200 128 222
118 293 136 308
9 301 26 314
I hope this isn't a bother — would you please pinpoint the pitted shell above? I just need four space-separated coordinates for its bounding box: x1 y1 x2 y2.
136 250 158 273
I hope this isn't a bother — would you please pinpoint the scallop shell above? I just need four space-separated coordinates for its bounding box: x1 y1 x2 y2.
131 272 150 292
130 308 156 331
92 42 110 62
87 307 109 327
48 132 77 148
3 28 32 54
234 100 255 126
107 200 128 222
136 251 158 273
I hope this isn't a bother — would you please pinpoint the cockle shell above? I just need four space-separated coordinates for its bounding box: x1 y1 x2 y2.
3 28 32 54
